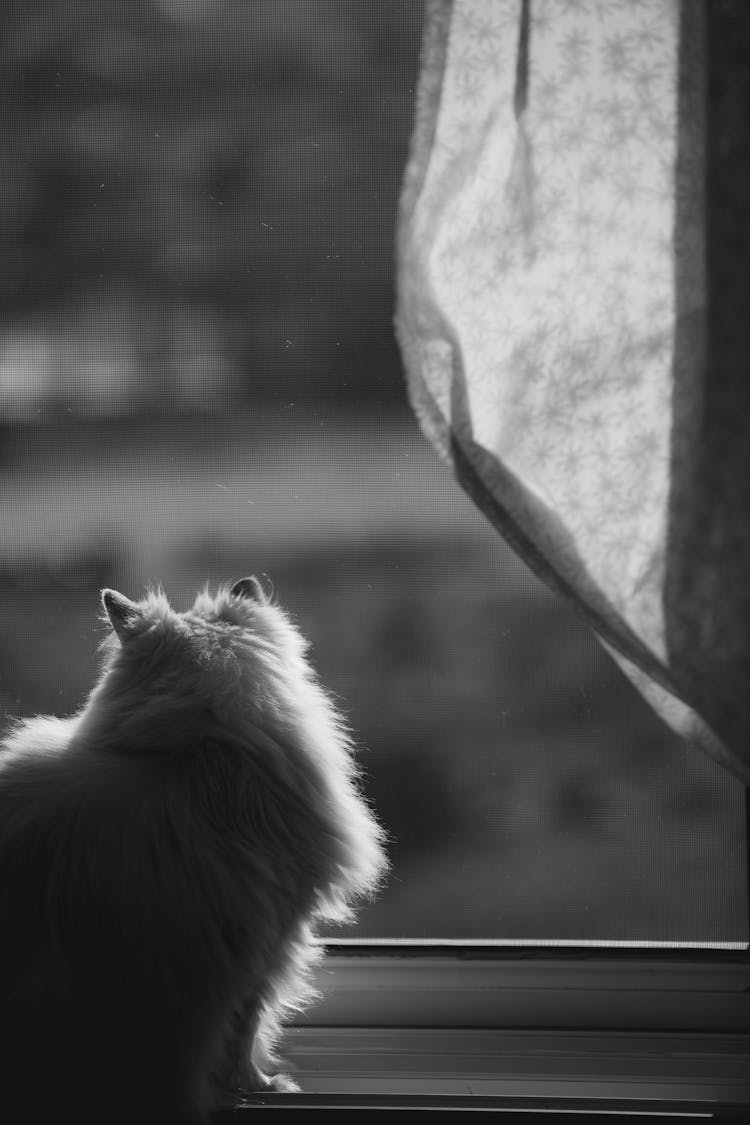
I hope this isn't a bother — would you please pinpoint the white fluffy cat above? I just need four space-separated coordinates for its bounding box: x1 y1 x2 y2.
0 577 387 1124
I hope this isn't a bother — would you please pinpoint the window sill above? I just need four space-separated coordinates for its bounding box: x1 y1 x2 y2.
298 945 750 1031
217 946 750 1119
280 1026 750 1102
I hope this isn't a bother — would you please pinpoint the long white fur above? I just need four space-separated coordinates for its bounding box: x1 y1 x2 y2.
0 580 387 1124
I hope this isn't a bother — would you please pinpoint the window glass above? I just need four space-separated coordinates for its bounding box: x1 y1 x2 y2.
1 0 746 949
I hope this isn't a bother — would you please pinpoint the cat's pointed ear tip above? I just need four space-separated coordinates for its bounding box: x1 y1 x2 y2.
101 588 140 639
101 588 127 613
101 587 130 604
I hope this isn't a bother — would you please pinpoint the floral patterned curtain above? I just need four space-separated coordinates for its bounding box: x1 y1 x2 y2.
396 0 750 784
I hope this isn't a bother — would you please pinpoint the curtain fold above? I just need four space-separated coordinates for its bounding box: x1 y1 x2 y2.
396 0 750 784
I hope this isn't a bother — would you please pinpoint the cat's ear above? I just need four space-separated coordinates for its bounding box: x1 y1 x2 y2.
101 589 142 642
230 576 264 601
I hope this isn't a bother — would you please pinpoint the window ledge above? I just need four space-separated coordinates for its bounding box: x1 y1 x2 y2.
220 948 750 1117
298 948 750 1031
281 1025 750 1103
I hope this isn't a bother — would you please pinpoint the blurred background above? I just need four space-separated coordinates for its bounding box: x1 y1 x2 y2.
0 0 746 944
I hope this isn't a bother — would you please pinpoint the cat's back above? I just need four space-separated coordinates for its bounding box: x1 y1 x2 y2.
0 711 160 912
0 712 111 823
1 711 77 760
0 713 79 810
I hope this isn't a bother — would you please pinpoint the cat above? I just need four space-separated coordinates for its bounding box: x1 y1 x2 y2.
0 577 387 1124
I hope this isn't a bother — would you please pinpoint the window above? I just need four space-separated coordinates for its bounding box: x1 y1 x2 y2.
1 1 748 1117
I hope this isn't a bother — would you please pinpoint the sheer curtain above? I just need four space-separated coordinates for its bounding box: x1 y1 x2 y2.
396 0 750 784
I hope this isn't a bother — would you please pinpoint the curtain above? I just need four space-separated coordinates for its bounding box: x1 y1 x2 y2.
395 0 750 785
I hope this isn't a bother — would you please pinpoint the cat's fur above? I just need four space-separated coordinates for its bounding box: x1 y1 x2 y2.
0 578 387 1124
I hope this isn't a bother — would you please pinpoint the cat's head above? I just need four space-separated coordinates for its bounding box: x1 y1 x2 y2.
96 577 312 725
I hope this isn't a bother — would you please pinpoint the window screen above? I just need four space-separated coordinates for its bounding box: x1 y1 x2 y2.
0 0 746 950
